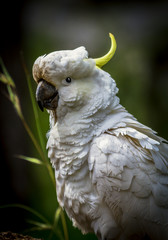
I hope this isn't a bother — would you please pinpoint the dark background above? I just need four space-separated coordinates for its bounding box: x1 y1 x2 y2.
0 0 168 239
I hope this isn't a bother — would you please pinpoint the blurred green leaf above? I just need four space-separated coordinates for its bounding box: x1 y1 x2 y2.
7 84 23 118
27 220 52 230
61 210 69 240
0 57 15 87
21 53 46 155
0 58 68 240
54 207 61 227
0 61 23 119
0 204 50 224
21 54 55 187
0 73 12 85
16 155 43 165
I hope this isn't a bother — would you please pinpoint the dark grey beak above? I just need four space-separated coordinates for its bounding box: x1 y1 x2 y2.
36 80 59 111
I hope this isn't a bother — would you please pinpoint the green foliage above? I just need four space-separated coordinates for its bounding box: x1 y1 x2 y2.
0 58 69 240
16 155 43 165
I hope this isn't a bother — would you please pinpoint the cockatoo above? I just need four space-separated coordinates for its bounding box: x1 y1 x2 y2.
32 33 168 240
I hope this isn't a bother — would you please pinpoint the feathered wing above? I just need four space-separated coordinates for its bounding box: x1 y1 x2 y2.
88 127 168 239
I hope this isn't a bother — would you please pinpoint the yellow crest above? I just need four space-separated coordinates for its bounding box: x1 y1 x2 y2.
94 33 117 68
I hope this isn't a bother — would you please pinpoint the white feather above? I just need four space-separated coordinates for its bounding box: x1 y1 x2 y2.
33 46 168 240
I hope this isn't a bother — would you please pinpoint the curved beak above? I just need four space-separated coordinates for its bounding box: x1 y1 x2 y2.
36 80 59 111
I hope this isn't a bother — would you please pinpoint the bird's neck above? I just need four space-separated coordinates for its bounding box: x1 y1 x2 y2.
47 95 146 178
49 95 139 148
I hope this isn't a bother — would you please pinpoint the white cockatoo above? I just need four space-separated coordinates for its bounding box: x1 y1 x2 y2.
32 33 168 240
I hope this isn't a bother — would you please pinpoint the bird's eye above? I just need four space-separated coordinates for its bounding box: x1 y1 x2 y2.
66 77 71 83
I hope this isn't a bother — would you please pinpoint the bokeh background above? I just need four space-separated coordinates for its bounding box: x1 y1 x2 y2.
0 0 168 239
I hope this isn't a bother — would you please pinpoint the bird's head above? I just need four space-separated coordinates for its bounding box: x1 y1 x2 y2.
32 33 118 125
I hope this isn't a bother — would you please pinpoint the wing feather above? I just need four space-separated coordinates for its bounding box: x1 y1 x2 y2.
88 129 168 211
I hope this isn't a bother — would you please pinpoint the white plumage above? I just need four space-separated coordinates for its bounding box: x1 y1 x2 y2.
33 35 168 240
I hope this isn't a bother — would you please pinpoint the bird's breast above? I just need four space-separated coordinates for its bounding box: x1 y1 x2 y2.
47 127 101 232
